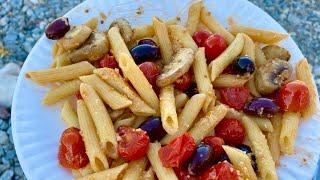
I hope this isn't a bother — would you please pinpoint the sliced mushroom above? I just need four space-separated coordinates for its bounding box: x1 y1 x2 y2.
57 25 92 51
156 48 194 87
109 18 133 43
255 58 292 95
262 45 291 61
67 32 109 63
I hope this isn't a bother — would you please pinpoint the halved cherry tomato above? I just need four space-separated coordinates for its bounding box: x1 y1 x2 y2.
174 72 193 91
174 167 198 180
219 86 250 110
138 61 160 86
202 136 225 162
159 133 196 168
117 126 150 161
203 34 228 63
99 54 118 69
201 161 239 180
75 91 82 100
277 80 310 112
193 30 212 47
58 127 89 169
215 118 245 146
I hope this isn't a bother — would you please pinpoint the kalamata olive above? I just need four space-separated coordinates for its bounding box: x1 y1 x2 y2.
188 144 214 175
130 44 160 64
233 56 255 74
236 144 257 171
244 98 279 117
138 39 158 46
139 116 166 142
184 83 198 98
45 17 70 40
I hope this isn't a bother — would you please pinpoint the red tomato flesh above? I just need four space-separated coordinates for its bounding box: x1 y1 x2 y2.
193 30 212 47
174 167 198 180
138 61 160 86
58 127 89 169
277 80 310 112
117 126 150 161
203 34 228 63
219 86 250 110
75 91 82 100
99 54 118 69
158 133 196 168
200 161 239 180
215 118 245 146
174 72 193 91
202 136 225 162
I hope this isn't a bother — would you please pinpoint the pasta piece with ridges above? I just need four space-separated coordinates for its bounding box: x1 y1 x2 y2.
114 116 135 130
212 74 250 88
61 100 79 128
77 100 109 172
267 113 282 164
72 164 94 178
107 27 132 63
84 17 98 30
168 25 198 52
160 85 178 135
175 92 189 110
80 83 118 159
122 157 148 180
94 68 156 116
279 111 300 155
77 163 128 180
80 74 132 110
249 115 273 132
186 1 203 35
255 45 267 67
143 167 155 180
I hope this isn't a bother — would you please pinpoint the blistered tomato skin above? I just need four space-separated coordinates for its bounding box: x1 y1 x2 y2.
138 38 158 46
139 116 166 142
58 127 89 169
193 30 212 47
277 80 310 112
219 86 250 110
203 34 228 63
159 133 196 168
45 17 70 40
138 62 160 86
244 98 279 117
174 72 193 91
202 136 225 162
188 144 214 175
117 126 150 161
214 161 239 180
98 54 118 69
130 44 160 64
215 118 245 146
234 56 255 74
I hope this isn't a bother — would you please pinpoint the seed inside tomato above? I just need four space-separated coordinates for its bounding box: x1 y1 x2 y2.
203 34 228 63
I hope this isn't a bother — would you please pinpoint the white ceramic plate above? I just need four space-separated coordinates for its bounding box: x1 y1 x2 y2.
12 0 320 179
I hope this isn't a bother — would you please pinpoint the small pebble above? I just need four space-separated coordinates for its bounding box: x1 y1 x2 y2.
0 169 14 180
0 131 8 145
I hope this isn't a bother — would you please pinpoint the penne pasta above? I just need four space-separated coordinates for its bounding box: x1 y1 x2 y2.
109 109 125 121
80 83 118 159
168 25 198 52
189 104 228 143
55 54 72 67
267 114 282 164
160 85 178 135
212 74 250 88
72 164 94 178
246 78 261 97
152 17 174 64
107 27 132 63
111 157 126 168
161 94 206 144
249 115 274 132
208 33 245 82
95 68 156 116
26 61 95 84
241 115 277 180
122 157 148 180
197 22 212 33
80 74 132 110
114 116 135 130
77 163 128 180
230 24 289 44
118 53 159 111
241 34 255 59
296 59 319 119
43 79 81 105
222 145 257 180
147 142 178 180
61 100 79 128
200 7 235 44
175 92 189 110
85 17 98 30
77 100 109 172
143 167 155 180
279 111 300 155
255 45 267 67
186 1 203 35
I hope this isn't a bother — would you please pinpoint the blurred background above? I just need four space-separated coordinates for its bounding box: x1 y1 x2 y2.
0 0 319 179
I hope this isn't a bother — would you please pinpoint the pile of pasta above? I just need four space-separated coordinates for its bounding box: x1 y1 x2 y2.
26 1 318 180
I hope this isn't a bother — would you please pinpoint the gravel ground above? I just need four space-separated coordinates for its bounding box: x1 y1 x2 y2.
0 0 319 179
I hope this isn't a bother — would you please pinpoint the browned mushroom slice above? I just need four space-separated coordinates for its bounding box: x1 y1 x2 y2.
262 45 291 61
109 18 133 43
57 25 92 51
255 58 292 95
67 32 109 63
156 48 194 87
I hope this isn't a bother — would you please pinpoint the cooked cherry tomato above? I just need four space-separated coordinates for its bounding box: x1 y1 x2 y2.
117 126 150 161
174 167 197 180
174 72 192 91
58 127 89 169
138 61 160 86
215 118 245 146
203 34 228 63
219 86 250 110
202 136 225 162
277 80 310 112
75 91 82 100
98 54 118 69
200 161 239 180
192 30 212 47
159 133 196 168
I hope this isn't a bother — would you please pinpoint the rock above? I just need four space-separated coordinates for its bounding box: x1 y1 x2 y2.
0 164 10 174
0 169 14 180
0 130 8 145
0 108 10 120
0 120 9 130
0 75 17 107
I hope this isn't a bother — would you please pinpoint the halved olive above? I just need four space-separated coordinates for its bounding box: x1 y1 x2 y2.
45 17 70 40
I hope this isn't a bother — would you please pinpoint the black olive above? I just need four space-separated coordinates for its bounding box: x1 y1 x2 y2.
233 56 255 74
